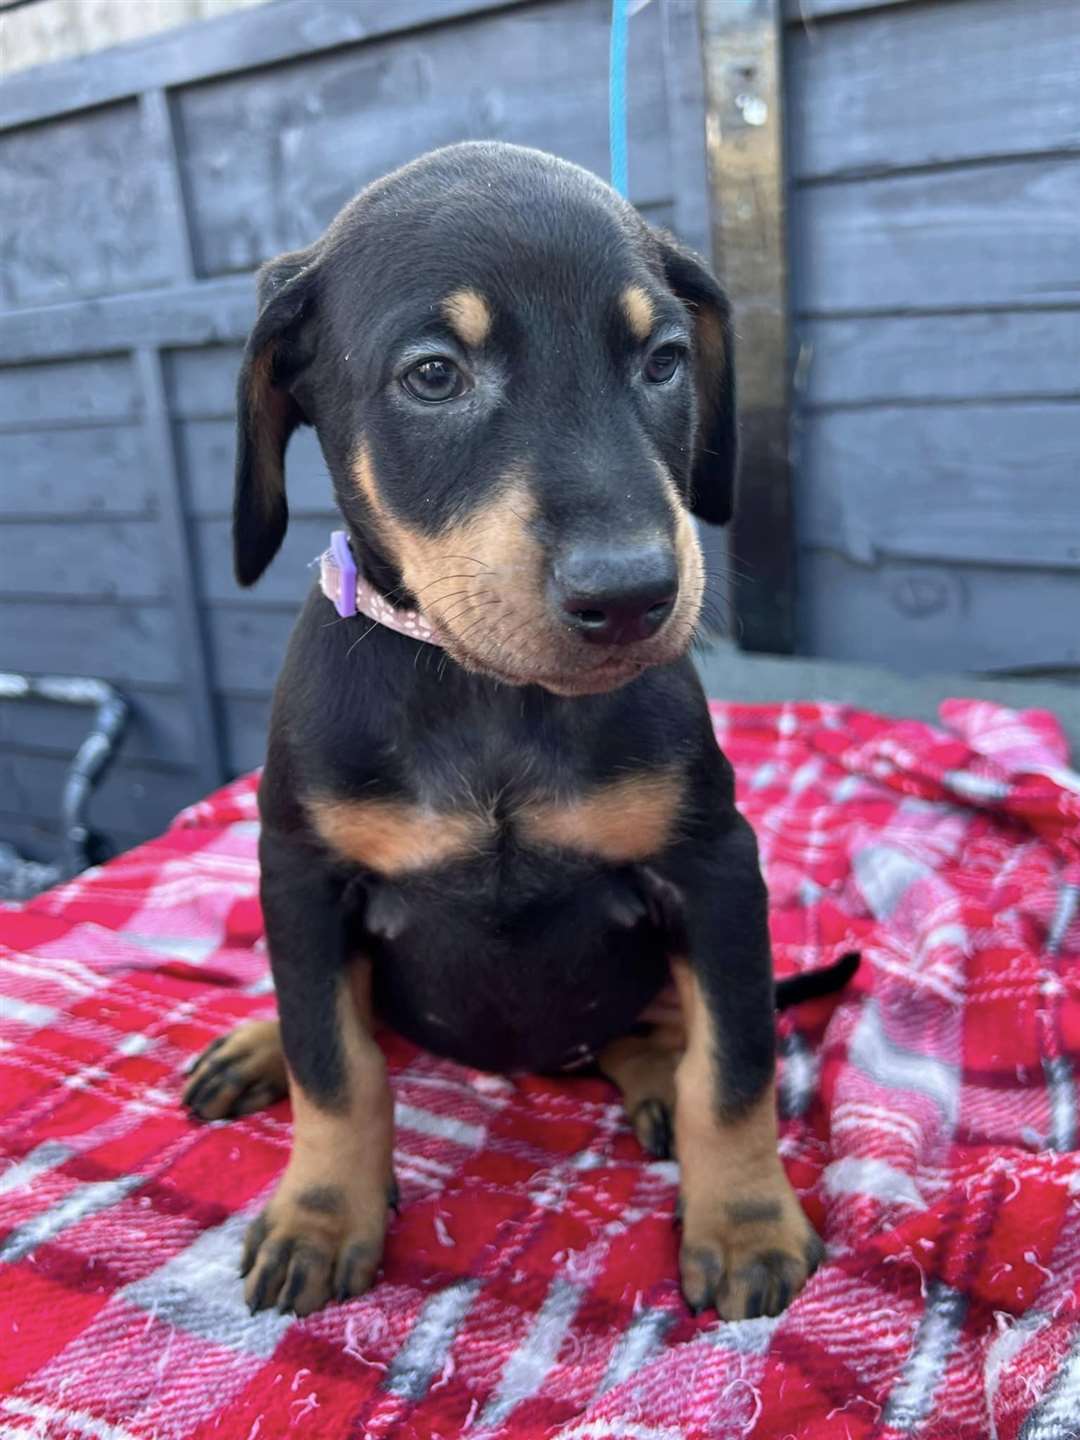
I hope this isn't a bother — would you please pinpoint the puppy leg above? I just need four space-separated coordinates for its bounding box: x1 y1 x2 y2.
598 996 682 1158
668 817 822 1320
183 1020 287 1120
243 837 394 1315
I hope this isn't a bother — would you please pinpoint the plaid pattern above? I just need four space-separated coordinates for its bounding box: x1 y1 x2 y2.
1 698 1079 1440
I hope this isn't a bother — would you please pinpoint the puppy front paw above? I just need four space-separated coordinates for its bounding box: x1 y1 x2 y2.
679 1178 823 1320
183 1020 287 1121
242 1176 393 1316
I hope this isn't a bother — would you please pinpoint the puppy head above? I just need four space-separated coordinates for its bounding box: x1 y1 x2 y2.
234 142 737 695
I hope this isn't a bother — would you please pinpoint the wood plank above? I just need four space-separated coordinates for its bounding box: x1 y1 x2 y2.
790 158 1080 313
797 402 1080 569
0 520 163 599
0 602 181 685
661 0 711 258
0 355 138 426
0 751 204 838
207 606 301 696
798 548 1080 674
0 0 534 131
701 0 794 652
164 345 243 417
195 517 334 604
176 0 669 277
139 88 197 282
0 687 197 768
0 427 151 518
783 0 914 18
220 694 272 774
136 346 225 788
787 0 1080 180
796 310 1080 407
0 277 254 364
0 101 170 308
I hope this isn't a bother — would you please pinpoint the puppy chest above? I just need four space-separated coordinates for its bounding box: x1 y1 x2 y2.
370 881 670 1074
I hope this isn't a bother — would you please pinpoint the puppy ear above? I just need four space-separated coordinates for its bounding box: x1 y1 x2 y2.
233 246 319 586
652 231 737 526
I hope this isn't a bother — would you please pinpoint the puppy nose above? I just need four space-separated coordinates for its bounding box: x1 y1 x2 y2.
553 543 678 646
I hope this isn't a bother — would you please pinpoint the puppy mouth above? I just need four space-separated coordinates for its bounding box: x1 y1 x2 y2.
444 630 691 696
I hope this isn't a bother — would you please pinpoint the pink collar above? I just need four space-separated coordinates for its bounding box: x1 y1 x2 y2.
318 531 443 647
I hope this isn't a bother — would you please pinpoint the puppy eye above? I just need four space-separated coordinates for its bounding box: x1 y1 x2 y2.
643 344 684 385
402 357 466 403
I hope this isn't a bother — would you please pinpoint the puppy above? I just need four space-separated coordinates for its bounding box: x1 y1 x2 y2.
184 141 825 1321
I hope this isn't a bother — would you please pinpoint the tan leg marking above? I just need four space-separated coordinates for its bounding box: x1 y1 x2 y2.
519 769 683 863
673 961 822 1319
621 284 655 342
243 962 395 1316
307 794 493 875
442 288 492 347
183 1019 287 1121
598 1017 682 1158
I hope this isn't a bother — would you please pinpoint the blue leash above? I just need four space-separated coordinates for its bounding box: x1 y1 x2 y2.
608 0 629 197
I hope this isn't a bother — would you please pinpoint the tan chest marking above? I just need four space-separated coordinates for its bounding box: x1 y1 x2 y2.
307 795 493 876
519 769 683 864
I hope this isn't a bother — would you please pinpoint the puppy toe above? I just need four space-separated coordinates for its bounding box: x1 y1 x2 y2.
182 1021 286 1121
632 1098 674 1159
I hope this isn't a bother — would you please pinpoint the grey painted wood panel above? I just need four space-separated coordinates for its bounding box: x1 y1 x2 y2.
790 158 1080 314
797 402 1080 569
207 606 298 695
796 310 1080 407
136 344 225 788
0 687 197 768
221 694 272 773
0 278 254 364
787 0 1080 180
0 427 152 517
0 102 170 309
0 0 531 130
0 356 138 425
164 345 243 416
0 521 163 599
0 751 202 834
799 549 1080 673
176 0 671 278
783 0 912 18
1 602 181 685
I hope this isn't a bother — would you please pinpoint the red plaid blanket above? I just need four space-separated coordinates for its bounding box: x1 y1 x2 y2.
2 699 1079 1440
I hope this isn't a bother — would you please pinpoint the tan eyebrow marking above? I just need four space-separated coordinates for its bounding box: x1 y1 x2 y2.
621 284 655 342
441 288 493 347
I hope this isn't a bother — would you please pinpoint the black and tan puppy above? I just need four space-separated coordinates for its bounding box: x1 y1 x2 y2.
183 141 825 1321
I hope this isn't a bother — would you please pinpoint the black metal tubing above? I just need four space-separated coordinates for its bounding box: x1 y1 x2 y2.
0 674 130 892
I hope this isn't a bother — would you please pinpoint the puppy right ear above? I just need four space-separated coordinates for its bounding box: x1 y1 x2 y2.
233 246 319 587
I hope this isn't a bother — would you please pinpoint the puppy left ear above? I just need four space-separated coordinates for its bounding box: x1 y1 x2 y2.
652 230 737 526
233 245 319 587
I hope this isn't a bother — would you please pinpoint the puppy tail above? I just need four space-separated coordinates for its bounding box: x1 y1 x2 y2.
774 951 860 1011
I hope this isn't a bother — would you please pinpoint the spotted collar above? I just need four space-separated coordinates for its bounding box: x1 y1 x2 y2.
318 531 442 647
